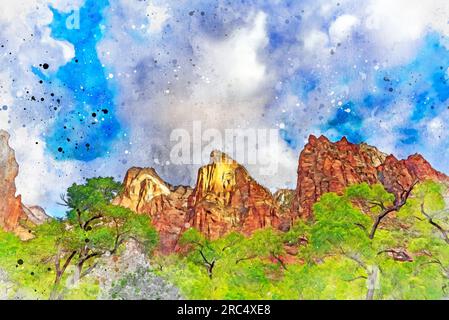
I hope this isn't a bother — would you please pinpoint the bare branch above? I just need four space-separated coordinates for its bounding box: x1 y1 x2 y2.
57 193 69 207
235 255 257 264
369 180 418 239
421 203 449 245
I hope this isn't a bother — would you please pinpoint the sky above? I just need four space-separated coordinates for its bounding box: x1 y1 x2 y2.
1 0 449 217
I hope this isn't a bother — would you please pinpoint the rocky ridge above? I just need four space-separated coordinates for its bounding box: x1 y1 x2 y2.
2 129 448 251
0 130 50 239
292 135 449 219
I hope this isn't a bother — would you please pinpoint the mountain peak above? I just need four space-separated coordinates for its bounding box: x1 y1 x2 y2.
114 167 171 212
114 166 193 253
0 130 23 232
209 150 237 165
293 135 449 219
187 150 279 240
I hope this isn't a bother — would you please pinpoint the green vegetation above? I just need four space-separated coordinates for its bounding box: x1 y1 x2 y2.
1 179 449 300
158 181 449 300
0 177 158 300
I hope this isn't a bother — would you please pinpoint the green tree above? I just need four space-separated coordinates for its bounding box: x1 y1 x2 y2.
50 177 158 298
179 229 243 279
345 182 417 239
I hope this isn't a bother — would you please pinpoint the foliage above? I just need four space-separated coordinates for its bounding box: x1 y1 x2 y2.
0 177 158 300
2 179 449 300
159 181 449 300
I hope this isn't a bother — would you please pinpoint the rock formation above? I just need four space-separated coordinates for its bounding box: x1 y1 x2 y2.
22 206 51 226
0 130 50 239
113 167 193 253
115 151 280 250
187 151 279 240
292 135 388 219
273 189 295 231
0 130 26 232
292 135 449 219
378 154 449 196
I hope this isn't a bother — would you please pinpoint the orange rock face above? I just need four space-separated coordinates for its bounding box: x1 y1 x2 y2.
115 151 280 251
115 136 449 252
292 135 449 220
113 167 193 253
187 151 279 240
378 154 449 197
0 130 25 232
292 135 387 219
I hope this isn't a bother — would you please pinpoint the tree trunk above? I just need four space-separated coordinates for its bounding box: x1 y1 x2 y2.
49 250 76 300
366 266 379 300
71 262 83 285
49 276 62 300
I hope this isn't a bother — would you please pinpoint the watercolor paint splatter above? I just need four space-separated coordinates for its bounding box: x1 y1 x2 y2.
1 0 449 302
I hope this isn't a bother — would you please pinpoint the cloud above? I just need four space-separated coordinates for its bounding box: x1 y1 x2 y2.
2 0 449 216
196 11 268 99
363 0 449 64
146 2 170 33
0 0 84 213
329 14 359 44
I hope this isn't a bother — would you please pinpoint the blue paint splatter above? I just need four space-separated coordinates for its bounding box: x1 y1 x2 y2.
37 0 121 161
324 33 449 148
324 102 364 143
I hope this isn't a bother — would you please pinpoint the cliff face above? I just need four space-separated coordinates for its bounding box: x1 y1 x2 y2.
187 151 279 239
292 135 449 219
115 136 449 251
378 154 449 196
0 130 25 232
0 130 50 239
115 151 280 251
292 135 388 219
113 167 193 253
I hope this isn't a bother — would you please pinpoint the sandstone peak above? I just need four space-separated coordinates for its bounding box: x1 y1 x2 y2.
192 152 243 206
114 166 193 253
113 167 171 213
292 135 449 219
0 130 25 232
307 134 331 146
209 150 237 165
187 151 279 240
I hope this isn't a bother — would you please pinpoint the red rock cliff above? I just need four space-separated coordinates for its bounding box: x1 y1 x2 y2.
113 167 192 253
0 130 26 232
292 135 449 219
187 151 279 239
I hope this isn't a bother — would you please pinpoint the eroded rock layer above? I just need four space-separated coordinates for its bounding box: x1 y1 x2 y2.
0 130 25 232
113 167 193 253
292 135 449 219
187 151 279 240
115 151 280 251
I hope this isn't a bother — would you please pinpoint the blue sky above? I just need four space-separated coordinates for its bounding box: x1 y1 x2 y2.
1 0 449 216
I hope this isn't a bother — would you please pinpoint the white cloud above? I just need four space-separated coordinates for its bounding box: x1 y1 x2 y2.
10 127 81 212
303 30 329 52
365 0 449 41
0 0 84 214
329 14 359 44
363 0 449 64
196 11 269 100
146 3 170 33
